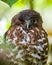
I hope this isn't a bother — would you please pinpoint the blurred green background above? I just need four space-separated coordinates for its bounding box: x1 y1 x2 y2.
0 0 52 65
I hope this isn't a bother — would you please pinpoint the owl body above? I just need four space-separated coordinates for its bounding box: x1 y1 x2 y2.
5 10 48 65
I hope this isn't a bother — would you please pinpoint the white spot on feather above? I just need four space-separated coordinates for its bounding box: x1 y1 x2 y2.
16 49 24 58
19 34 30 44
41 33 44 37
12 29 17 45
37 39 43 42
12 37 17 45
26 34 30 42
17 26 23 31
19 39 27 44
37 45 43 51
30 30 34 33
34 45 43 51
10 59 17 64
35 27 39 32
44 43 47 46
31 53 41 59
7 39 12 42
12 46 19 51
13 29 17 37
16 54 22 59
37 37 45 43
7 52 14 58
22 30 27 34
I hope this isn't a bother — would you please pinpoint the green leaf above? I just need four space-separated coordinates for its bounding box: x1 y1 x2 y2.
13 0 29 7
13 0 35 10
45 0 52 7
6 21 11 30
1 0 18 7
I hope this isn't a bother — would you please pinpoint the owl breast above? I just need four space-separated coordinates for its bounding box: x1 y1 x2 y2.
6 25 47 45
6 25 48 52
6 25 48 65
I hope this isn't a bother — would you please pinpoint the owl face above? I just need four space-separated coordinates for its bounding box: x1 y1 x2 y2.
12 10 43 29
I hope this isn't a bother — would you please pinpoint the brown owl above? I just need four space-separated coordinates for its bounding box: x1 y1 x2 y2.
5 10 49 65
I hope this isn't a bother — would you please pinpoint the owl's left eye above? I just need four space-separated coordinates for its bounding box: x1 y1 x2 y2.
33 19 37 24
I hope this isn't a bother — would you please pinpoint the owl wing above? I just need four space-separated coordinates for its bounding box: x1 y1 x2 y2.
35 27 49 65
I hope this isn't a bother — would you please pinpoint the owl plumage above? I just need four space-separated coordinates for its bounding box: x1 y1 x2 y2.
5 10 49 65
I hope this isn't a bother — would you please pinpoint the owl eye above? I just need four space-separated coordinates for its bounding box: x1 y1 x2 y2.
33 19 37 24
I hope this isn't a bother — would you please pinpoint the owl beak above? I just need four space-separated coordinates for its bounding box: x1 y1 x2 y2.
25 20 30 28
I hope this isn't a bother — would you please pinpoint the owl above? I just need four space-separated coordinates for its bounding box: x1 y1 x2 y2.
5 10 49 65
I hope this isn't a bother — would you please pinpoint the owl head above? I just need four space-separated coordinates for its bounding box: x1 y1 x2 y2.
11 10 43 29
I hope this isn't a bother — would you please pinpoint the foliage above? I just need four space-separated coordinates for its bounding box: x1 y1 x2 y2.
1 0 18 7
0 0 52 64
45 0 52 7
0 36 16 65
0 1 10 18
6 21 11 31
0 36 14 54
1 0 52 9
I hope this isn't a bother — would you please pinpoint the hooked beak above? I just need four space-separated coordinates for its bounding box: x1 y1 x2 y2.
25 20 30 28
